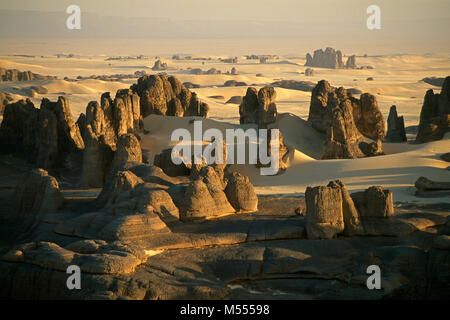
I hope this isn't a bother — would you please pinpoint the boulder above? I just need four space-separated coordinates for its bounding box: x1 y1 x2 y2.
110 134 142 170
305 185 345 239
351 186 394 219
416 76 450 143
414 176 450 197
12 169 64 219
386 105 407 142
154 148 190 177
327 180 364 236
179 179 222 221
224 172 258 213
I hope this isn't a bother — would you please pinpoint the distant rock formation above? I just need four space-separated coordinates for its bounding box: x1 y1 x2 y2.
0 97 84 171
308 80 385 159
131 74 209 118
345 55 357 69
415 76 450 143
271 80 315 92
0 67 56 82
151 60 168 71
223 80 247 87
225 96 243 104
231 67 238 75
422 77 446 87
305 48 357 69
386 105 407 142
305 68 314 76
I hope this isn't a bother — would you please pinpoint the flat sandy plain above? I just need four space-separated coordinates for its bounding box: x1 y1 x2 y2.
1 53 449 203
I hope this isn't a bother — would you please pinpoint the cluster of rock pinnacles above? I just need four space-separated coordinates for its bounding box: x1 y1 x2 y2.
1 74 449 239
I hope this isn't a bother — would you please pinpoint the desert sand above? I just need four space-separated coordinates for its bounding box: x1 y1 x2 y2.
1 53 449 203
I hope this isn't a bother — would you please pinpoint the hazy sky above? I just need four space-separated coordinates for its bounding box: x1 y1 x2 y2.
0 0 449 55
1 0 449 21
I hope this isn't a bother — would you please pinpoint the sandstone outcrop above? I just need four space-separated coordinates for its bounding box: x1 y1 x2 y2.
0 97 84 171
305 184 345 239
0 91 13 113
414 176 450 197
305 48 357 69
416 76 450 143
0 67 56 82
353 93 385 141
131 74 209 118
78 89 143 187
327 180 364 236
305 68 314 76
386 105 407 142
351 186 394 219
239 86 277 127
305 181 395 239
151 60 168 71
271 80 315 92
12 169 64 220
308 80 384 159
224 172 258 213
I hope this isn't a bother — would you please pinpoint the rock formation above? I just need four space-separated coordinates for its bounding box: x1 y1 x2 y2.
414 176 450 197
224 172 258 212
305 184 345 239
305 180 395 239
351 186 394 219
78 89 143 187
386 105 407 142
225 96 243 104
271 80 315 92
305 68 314 76
238 86 289 172
0 97 84 171
415 76 450 143
0 91 13 113
131 74 209 118
352 93 385 141
308 80 384 159
0 67 56 82
12 169 64 221
345 55 357 69
151 60 168 71
239 86 277 127
305 48 357 69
